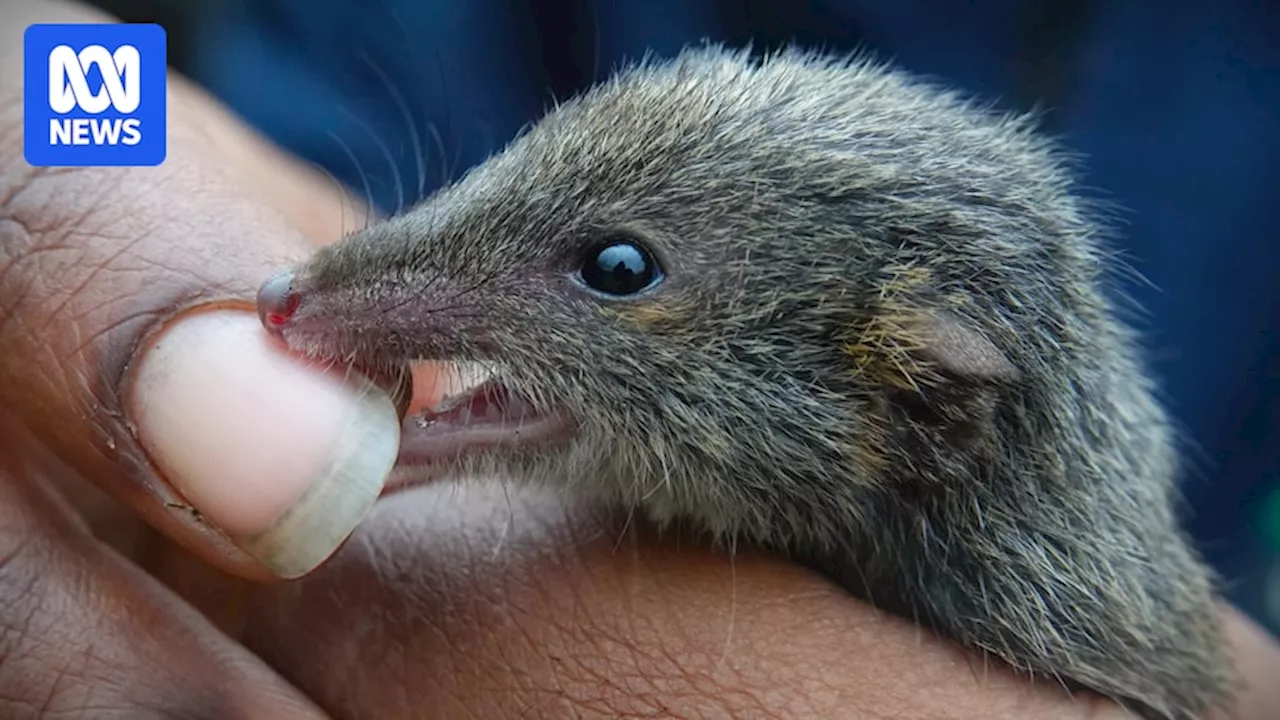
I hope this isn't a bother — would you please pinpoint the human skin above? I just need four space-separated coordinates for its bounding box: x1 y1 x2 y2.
0 1 1277 718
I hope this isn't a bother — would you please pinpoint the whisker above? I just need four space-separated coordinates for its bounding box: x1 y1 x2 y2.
358 50 428 206
326 131 376 223
335 104 405 216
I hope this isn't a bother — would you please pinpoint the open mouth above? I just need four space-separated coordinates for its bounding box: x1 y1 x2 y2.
387 361 575 489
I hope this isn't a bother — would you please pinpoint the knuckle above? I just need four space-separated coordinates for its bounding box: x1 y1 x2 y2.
0 512 240 720
0 519 83 718
1 165 165 339
0 163 212 452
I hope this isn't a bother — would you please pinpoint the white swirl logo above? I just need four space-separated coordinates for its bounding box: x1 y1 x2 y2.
47 43 141 114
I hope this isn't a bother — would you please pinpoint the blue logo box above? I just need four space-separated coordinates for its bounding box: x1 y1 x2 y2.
23 23 167 167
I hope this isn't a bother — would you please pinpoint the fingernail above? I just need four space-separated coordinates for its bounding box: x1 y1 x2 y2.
129 310 400 578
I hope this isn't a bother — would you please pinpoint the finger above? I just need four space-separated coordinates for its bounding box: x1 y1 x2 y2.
0 0 398 580
0 421 332 719
237 481 1139 720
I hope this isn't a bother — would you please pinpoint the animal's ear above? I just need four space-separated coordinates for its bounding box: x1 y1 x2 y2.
841 264 1020 389
916 311 1020 383
844 306 1016 451
885 311 1019 455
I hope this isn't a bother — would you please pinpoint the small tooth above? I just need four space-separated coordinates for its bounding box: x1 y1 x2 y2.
457 404 472 424
452 361 495 390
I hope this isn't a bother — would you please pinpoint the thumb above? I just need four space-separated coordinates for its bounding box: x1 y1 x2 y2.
0 1 399 579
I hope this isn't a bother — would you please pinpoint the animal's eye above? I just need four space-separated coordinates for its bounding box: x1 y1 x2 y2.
576 240 663 296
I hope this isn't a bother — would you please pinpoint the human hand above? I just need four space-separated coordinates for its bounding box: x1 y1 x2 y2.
2 0 391 714
2 2 1277 718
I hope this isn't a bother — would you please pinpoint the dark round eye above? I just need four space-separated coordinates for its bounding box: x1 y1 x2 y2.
577 240 663 296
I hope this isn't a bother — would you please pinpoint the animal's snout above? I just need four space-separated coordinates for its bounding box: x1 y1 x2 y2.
256 269 301 336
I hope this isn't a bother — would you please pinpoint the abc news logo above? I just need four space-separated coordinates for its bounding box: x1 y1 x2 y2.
24 23 167 167
47 43 143 147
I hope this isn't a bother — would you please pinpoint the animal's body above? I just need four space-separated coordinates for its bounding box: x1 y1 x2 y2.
257 46 1233 719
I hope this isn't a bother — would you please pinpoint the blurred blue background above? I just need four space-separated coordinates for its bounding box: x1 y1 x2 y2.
95 0 1280 633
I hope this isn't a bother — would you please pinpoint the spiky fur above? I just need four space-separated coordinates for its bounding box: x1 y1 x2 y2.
277 46 1234 719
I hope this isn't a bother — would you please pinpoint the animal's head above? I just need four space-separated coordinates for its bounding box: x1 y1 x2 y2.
258 45 1081 542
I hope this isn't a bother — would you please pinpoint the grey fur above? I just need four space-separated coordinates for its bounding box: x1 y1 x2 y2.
269 46 1234 719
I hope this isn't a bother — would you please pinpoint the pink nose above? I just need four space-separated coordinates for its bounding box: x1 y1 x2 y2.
256 270 300 335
